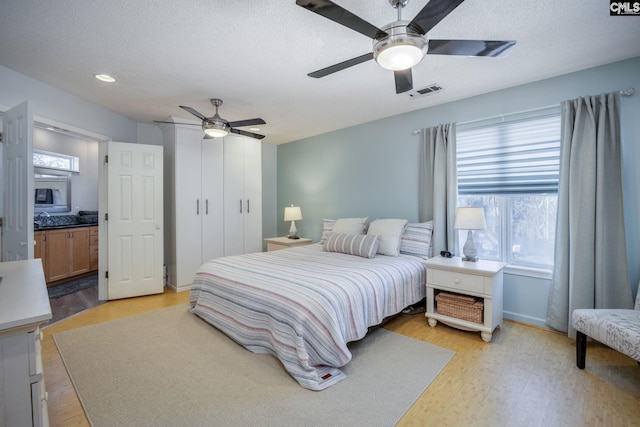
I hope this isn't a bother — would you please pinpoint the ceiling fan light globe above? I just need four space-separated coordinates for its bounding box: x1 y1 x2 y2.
375 44 424 70
373 22 426 71
203 122 229 138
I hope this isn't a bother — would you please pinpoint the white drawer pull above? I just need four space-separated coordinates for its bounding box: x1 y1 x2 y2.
454 278 460 284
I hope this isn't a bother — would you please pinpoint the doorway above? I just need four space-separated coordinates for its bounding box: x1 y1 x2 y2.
32 125 101 322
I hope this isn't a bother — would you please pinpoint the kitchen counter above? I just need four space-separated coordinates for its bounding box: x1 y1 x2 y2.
33 213 97 230
34 222 96 230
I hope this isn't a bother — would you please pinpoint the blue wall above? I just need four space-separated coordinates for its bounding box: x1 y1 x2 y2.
278 57 640 328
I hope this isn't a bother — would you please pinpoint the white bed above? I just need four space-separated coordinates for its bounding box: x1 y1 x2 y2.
189 239 428 390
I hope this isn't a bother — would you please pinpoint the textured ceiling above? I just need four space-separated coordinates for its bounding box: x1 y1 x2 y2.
1 0 639 144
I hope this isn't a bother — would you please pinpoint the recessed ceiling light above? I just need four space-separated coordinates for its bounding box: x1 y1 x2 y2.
94 74 116 83
249 127 261 132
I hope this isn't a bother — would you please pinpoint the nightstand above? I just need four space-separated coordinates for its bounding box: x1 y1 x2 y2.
424 256 506 342
264 236 313 252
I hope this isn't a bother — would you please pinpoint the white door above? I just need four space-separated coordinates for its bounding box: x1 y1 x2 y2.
200 138 224 262
173 126 204 288
1 101 34 261
223 135 245 256
242 138 262 254
106 142 164 299
223 135 262 256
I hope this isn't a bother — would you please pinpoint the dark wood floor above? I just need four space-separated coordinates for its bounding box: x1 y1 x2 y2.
46 284 104 325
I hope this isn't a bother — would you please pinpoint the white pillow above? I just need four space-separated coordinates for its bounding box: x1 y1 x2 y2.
367 219 408 256
331 217 368 235
323 233 380 259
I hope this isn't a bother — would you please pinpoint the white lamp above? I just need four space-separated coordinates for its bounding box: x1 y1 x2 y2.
454 207 487 262
284 205 302 239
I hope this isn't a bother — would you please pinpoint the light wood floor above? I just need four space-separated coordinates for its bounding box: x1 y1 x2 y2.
42 289 640 427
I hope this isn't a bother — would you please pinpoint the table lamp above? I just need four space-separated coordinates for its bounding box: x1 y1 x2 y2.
284 205 302 239
454 207 486 262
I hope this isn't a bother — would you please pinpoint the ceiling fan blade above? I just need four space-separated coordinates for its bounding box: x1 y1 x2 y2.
153 120 201 126
308 52 373 78
230 128 265 140
295 0 386 39
427 39 516 57
408 0 466 35
179 105 208 121
394 69 413 94
227 118 266 128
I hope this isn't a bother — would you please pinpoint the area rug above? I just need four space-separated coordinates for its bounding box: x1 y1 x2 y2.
54 304 454 427
48 274 98 299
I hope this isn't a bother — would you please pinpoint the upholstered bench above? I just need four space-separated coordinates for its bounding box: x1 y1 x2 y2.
572 288 640 368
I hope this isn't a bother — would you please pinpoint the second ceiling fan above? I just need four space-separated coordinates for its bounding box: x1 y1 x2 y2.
156 98 266 140
296 0 516 94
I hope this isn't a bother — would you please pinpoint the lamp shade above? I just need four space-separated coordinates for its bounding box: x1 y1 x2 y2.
284 205 302 222
454 207 486 230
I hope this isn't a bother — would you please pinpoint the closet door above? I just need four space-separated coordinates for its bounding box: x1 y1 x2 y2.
200 138 224 263
242 138 262 253
174 126 204 286
223 136 245 256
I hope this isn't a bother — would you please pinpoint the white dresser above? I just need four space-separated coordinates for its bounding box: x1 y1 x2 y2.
0 259 52 427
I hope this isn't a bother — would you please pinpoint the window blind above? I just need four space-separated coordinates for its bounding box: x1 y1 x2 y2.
457 109 561 195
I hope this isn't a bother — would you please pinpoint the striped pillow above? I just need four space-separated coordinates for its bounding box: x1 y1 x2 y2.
319 219 336 244
323 233 380 259
399 221 433 259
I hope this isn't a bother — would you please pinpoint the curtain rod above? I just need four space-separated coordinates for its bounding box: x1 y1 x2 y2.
412 86 636 134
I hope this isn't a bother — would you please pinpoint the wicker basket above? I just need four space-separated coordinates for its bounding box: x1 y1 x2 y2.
436 292 484 323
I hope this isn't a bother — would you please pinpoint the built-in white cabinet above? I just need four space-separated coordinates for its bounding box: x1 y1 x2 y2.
162 121 262 291
223 136 262 256
0 259 52 427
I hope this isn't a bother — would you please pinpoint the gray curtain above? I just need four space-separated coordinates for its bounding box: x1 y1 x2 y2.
419 123 457 255
546 92 632 337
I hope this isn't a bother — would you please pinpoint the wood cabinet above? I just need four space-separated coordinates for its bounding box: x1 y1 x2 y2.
162 121 262 291
0 259 52 427
34 226 96 284
89 227 99 271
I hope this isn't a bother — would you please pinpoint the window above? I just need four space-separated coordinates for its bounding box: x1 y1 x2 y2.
33 149 79 172
456 108 560 270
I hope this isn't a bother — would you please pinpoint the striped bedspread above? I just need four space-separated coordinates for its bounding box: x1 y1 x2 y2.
189 243 426 390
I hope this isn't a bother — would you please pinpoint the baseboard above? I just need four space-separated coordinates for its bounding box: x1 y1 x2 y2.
166 282 192 293
503 310 549 329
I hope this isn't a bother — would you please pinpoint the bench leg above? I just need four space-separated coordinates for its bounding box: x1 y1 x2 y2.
576 331 587 369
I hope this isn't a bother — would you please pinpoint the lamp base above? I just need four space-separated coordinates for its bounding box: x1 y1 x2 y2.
288 221 298 239
287 235 300 240
461 230 479 262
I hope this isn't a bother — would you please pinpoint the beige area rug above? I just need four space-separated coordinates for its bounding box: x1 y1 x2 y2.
54 304 454 427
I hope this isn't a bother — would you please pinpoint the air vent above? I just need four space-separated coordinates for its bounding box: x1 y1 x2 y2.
408 84 443 99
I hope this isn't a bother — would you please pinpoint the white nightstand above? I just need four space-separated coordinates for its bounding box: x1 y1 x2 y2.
264 236 313 252
424 256 506 342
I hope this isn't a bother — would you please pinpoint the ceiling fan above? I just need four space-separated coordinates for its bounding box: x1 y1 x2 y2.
296 0 516 94
155 98 266 140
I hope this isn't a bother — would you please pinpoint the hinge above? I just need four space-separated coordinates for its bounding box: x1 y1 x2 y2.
0 217 3 227
104 155 108 163
104 213 108 221
0 131 3 142
105 271 109 279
